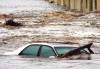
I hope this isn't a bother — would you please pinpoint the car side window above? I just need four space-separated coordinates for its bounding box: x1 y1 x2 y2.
19 45 40 56
40 46 56 57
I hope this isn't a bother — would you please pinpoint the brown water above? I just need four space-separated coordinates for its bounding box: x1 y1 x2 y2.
0 54 100 69
0 0 100 44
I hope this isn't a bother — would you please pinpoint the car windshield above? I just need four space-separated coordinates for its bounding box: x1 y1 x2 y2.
54 47 76 54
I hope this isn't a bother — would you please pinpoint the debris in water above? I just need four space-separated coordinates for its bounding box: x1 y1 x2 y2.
61 43 94 58
44 11 84 19
5 19 23 26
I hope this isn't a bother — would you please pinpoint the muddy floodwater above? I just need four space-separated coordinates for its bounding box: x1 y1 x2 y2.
0 54 100 69
0 0 100 69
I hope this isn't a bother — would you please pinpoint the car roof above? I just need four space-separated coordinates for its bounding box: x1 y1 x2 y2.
27 43 79 48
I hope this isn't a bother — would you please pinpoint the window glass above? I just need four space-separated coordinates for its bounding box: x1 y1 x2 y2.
40 46 55 57
90 0 93 11
54 47 76 54
20 45 40 56
86 0 88 8
95 0 97 9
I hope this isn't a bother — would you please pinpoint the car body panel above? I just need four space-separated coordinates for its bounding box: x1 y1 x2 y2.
4 43 76 55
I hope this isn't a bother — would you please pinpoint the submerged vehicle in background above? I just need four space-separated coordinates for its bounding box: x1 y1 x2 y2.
4 43 94 58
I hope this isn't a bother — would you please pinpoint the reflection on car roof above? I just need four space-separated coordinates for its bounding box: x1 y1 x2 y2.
27 43 79 48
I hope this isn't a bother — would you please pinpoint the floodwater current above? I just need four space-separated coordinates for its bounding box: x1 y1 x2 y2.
0 54 100 69
0 0 100 69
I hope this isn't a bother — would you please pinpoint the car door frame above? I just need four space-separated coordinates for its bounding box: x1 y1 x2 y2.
38 45 57 57
19 44 57 57
19 44 41 56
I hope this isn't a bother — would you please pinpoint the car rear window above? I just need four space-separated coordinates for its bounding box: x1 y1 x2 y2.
54 47 76 54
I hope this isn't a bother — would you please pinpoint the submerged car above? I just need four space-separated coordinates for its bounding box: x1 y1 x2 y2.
4 43 94 58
